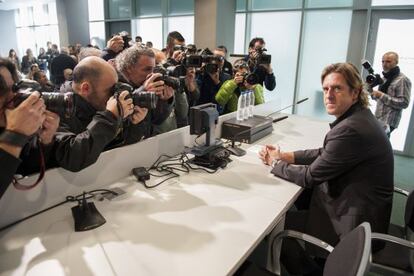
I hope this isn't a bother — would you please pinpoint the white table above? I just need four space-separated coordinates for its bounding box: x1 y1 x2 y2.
0 113 330 276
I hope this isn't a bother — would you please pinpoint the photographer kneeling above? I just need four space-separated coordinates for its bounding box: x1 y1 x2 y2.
0 58 59 198
215 61 264 114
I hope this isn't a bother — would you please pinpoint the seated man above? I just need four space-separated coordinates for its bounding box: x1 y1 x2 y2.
0 58 59 198
55 56 136 172
259 63 393 273
215 60 264 114
32 70 55 92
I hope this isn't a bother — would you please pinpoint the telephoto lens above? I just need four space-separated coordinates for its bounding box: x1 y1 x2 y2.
131 91 158 109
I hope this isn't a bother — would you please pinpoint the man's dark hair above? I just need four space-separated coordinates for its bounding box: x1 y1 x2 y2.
0 58 19 96
217 45 228 54
167 31 185 45
135 36 142 42
248 37 265 49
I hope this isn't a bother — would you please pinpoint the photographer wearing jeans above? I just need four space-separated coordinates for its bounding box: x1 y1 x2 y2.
246 37 276 91
371 51 411 136
0 58 59 198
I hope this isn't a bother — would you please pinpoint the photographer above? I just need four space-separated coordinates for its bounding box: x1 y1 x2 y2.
101 35 125 61
55 56 134 172
246 37 276 91
196 49 232 111
371 52 411 136
115 46 174 139
0 58 59 198
215 46 233 76
33 71 55 92
165 31 186 66
215 61 264 114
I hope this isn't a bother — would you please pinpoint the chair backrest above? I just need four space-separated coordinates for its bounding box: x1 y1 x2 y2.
405 190 414 233
323 222 371 276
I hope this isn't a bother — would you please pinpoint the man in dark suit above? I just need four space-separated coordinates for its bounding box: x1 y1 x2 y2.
259 62 394 273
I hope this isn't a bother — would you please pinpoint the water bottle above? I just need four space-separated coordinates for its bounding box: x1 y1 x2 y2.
248 90 255 118
236 91 246 121
244 90 250 120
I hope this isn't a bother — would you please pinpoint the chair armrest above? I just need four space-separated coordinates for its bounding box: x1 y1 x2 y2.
394 187 410 197
269 230 334 275
372 232 414 249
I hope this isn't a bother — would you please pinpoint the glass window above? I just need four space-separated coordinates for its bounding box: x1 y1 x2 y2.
89 21 106 49
33 4 48 26
17 27 35 59
107 21 131 38
48 2 58 25
136 0 162 17
134 18 163 49
250 11 302 111
296 10 352 120
305 0 353 8
372 0 414 5
234 13 246 55
168 0 194 15
17 7 34 27
108 0 131 19
88 0 104 21
48 25 60 47
167 16 194 44
236 0 247 11
252 0 302 10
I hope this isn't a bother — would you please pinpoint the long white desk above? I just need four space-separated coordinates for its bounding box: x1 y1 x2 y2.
0 107 330 276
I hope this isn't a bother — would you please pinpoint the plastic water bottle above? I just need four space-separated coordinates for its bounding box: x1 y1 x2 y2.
237 91 246 121
248 90 255 118
244 90 251 119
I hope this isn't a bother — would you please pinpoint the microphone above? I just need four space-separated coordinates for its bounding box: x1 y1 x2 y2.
265 97 309 119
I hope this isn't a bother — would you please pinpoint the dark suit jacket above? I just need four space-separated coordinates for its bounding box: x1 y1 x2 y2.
271 103 394 246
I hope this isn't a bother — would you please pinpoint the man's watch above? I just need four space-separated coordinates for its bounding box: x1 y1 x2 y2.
0 130 30 147
271 159 281 167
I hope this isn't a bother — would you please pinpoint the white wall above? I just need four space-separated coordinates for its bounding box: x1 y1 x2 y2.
0 10 18 57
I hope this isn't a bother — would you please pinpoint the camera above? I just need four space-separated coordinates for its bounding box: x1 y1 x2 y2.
152 66 182 90
362 60 384 88
112 82 158 110
12 80 75 118
185 54 224 74
239 72 259 86
117 31 131 50
253 47 271 65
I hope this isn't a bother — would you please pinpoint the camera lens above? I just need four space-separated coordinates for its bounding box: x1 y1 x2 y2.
131 91 158 109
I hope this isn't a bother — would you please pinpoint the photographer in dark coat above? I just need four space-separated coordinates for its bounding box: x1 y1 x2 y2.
246 37 276 91
115 46 174 140
0 58 59 198
55 56 135 172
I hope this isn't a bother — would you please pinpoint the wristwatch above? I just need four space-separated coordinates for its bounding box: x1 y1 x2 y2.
271 159 281 167
0 130 29 147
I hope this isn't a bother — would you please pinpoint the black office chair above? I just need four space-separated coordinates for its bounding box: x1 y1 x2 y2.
235 222 372 276
371 187 414 274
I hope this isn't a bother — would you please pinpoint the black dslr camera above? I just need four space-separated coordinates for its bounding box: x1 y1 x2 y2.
12 80 75 118
117 31 131 50
152 66 182 90
254 47 271 65
112 82 158 110
362 60 384 88
239 72 259 86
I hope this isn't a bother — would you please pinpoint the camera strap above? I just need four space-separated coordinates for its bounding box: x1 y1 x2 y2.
12 139 46 191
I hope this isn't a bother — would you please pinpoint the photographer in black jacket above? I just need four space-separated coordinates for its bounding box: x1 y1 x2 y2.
55 56 135 172
246 37 276 91
115 46 174 139
0 58 59 198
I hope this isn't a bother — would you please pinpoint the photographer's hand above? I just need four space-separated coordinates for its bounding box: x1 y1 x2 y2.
371 90 384 99
209 71 220 85
172 50 185 63
234 73 244 85
5 92 45 136
107 35 124 53
185 68 197 92
130 106 148 125
143 73 164 93
156 85 174 101
39 111 59 145
261 63 273 74
106 90 134 119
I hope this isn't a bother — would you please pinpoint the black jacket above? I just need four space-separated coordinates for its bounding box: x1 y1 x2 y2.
196 71 231 112
271 103 394 246
50 54 77 86
0 149 21 199
55 94 121 172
